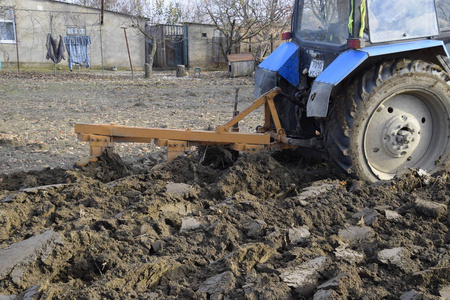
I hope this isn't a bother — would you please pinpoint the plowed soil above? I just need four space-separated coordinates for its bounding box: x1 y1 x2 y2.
0 71 449 299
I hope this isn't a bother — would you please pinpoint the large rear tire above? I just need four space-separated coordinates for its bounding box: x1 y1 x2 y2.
325 59 450 182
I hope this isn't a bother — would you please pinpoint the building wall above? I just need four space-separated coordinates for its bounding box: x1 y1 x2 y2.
0 0 145 70
186 24 217 69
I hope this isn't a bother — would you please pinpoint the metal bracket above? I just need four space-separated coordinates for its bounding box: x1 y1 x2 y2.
230 144 265 153
87 135 113 156
155 139 191 161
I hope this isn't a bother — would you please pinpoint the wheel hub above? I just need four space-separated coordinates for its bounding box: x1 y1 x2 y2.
382 113 421 158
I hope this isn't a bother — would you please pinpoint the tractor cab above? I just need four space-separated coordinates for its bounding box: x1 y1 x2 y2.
291 0 442 78
294 0 440 46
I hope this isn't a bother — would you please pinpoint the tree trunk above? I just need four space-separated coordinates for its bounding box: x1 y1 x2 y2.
144 62 151 78
146 40 158 78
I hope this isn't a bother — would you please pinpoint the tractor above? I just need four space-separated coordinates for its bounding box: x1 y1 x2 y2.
253 0 450 182
75 0 450 183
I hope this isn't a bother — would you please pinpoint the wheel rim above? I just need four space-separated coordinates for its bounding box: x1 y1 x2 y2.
364 90 448 180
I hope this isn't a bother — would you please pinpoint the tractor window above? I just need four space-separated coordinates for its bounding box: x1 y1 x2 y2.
367 0 439 43
436 0 450 30
296 0 350 45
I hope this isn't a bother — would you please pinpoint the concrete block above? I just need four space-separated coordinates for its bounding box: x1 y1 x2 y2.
352 209 378 226
2 194 17 203
440 285 450 299
334 246 365 264
378 247 406 265
0 231 63 284
0 295 17 300
297 182 339 201
288 226 311 244
338 226 374 244
414 198 447 218
20 285 40 300
199 271 236 299
279 256 330 297
180 217 202 233
166 182 192 197
313 289 339 300
22 184 69 193
400 289 422 300
385 210 402 221
377 247 418 273
245 220 266 237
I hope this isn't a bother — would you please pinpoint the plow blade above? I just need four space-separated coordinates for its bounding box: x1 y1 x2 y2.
75 88 296 160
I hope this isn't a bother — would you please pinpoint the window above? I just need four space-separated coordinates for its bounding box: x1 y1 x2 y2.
66 26 86 36
296 0 349 45
0 9 16 43
202 32 207 39
436 0 450 30
367 0 439 43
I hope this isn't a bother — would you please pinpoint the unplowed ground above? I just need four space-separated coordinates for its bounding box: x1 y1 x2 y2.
0 71 449 299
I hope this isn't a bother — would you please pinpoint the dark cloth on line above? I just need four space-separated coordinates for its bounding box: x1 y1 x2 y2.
45 33 66 64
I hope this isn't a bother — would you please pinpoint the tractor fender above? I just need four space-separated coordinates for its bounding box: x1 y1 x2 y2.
254 42 299 98
307 40 450 118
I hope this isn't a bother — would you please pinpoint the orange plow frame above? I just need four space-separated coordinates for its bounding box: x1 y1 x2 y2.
75 88 298 160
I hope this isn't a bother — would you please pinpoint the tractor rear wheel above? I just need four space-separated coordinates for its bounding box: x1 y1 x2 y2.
325 59 450 182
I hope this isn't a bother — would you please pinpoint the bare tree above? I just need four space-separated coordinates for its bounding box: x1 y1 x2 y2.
129 1 183 77
249 0 292 62
202 0 292 60
177 0 209 23
307 0 337 27
67 0 188 23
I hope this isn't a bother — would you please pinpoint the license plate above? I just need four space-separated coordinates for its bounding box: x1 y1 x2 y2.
308 59 324 78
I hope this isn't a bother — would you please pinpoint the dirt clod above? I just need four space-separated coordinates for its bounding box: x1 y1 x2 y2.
1 149 449 299
0 72 449 299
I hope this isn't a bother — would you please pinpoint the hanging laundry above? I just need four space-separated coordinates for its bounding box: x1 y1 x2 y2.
45 33 66 64
63 36 91 71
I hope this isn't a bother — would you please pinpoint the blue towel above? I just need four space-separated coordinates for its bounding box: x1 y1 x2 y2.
64 36 91 71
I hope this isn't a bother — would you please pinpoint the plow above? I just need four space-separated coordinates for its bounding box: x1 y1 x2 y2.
75 88 321 161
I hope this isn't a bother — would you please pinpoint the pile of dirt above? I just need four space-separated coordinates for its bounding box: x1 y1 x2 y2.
0 148 449 299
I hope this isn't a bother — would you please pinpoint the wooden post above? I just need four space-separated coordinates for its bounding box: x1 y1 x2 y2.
122 27 134 79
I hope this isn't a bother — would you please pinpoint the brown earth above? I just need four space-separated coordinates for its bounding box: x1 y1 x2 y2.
0 71 449 299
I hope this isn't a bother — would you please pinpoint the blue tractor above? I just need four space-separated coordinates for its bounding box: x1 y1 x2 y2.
255 0 450 182
75 0 450 183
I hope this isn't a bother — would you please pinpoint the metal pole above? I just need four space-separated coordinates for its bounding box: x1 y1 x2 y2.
122 27 134 79
100 22 104 75
50 15 56 75
100 0 104 75
14 11 20 73
101 0 104 25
